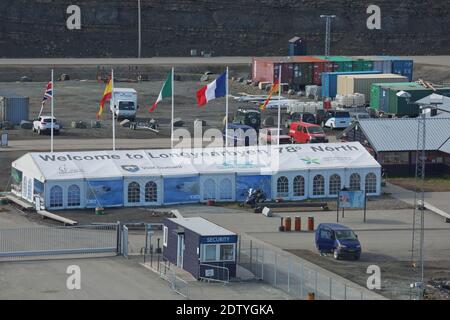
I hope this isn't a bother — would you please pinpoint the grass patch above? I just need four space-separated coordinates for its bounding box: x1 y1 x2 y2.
389 175 450 192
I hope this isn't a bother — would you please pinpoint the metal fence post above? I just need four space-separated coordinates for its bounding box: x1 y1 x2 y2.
329 277 332 300
287 258 291 293
116 221 121 255
261 245 264 280
274 253 278 286
314 270 318 298
238 236 241 264
249 240 253 272
360 291 363 300
300 263 304 300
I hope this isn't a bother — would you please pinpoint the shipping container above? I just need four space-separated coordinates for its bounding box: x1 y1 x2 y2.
321 71 381 98
370 82 422 110
294 56 333 85
314 56 353 72
387 86 450 116
337 74 408 103
252 57 295 84
291 62 313 88
377 56 414 81
0 93 29 125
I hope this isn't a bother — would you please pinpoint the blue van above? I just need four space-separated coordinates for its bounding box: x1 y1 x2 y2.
315 223 361 260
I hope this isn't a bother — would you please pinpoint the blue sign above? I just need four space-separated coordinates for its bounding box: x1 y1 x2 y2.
86 179 124 208
236 175 272 201
339 191 365 209
164 176 200 204
201 235 237 244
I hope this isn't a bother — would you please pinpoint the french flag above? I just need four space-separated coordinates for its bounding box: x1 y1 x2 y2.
196 72 227 107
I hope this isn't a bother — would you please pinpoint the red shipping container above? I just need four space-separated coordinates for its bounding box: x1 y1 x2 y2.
293 56 333 85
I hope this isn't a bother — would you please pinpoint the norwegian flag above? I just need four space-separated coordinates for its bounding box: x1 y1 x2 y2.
42 81 53 105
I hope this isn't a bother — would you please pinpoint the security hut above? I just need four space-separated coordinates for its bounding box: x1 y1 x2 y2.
163 217 237 280
10 142 381 210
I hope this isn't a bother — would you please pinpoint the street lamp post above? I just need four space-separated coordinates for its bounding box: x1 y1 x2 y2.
320 15 336 57
138 0 142 58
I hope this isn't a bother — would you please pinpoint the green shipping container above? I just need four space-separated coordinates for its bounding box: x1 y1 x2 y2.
370 82 422 109
314 56 353 72
388 87 450 116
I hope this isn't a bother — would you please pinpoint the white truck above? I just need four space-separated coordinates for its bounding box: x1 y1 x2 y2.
110 88 138 121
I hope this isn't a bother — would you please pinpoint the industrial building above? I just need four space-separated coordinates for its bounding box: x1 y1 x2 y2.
10 142 381 210
339 118 450 175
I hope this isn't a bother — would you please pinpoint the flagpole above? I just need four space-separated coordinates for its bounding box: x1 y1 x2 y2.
225 66 229 148
51 69 54 153
112 69 116 151
171 67 174 149
277 65 281 145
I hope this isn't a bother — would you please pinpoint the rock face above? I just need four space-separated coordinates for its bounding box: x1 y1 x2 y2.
0 0 448 57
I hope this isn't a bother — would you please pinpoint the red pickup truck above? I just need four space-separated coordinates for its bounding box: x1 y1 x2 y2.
288 121 328 144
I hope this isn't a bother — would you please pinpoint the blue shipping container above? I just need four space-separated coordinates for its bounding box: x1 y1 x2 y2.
321 71 381 98
376 56 414 81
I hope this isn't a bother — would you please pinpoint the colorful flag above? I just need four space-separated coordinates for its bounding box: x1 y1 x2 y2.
196 72 227 107
149 71 172 112
42 81 53 105
97 78 113 119
259 82 279 111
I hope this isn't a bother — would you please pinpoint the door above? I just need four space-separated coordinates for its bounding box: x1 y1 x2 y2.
176 234 185 268
318 227 335 252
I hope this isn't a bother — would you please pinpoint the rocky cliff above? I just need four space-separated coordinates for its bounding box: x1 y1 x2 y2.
0 0 448 58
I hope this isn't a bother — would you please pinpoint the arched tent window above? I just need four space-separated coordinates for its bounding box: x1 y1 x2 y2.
329 174 341 195
219 178 232 200
365 173 377 194
128 182 140 203
277 176 289 197
27 178 33 201
203 178 216 200
293 176 305 197
349 173 361 191
67 185 81 207
145 181 157 202
49 185 63 208
313 175 325 196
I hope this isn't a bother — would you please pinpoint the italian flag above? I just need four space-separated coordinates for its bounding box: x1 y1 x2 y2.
149 70 173 112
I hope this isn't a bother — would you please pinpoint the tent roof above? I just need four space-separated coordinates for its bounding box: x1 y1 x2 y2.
12 142 380 181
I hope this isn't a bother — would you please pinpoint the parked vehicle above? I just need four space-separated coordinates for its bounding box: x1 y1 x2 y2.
32 116 60 135
288 121 328 144
233 107 261 131
322 110 351 129
259 127 292 145
110 88 138 121
284 112 315 128
223 123 257 147
315 223 361 260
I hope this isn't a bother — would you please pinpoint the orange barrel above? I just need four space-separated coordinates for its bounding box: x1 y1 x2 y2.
307 293 315 300
284 217 292 232
295 217 301 232
308 216 315 231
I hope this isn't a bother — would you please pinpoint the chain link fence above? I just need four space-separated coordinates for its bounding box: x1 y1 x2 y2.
238 237 367 300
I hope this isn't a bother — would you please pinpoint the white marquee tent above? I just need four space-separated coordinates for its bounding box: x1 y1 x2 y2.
10 142 381 210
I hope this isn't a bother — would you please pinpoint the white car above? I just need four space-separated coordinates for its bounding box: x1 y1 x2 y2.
32 116 61 135
323 110 351 129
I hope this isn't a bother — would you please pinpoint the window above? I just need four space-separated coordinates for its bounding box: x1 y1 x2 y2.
127 182 140 203
313 175 325 196
22 178 27 198
204 244 217 262
203 179 216 200
276 176 289 197
27 178 33 201
329 174 341 195
320 229 332 240
365 173 377 194
220 244 235 261
67 185 81 207
49 185 63 208
349 173 361 191
163 226 168 247
293 176 305 197
145 181 157 202
220 178 233 200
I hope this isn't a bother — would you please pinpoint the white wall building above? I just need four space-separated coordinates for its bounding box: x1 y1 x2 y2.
10 142 381 210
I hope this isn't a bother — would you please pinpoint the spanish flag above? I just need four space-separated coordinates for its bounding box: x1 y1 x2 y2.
260 81 279 111
97 78 113 119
